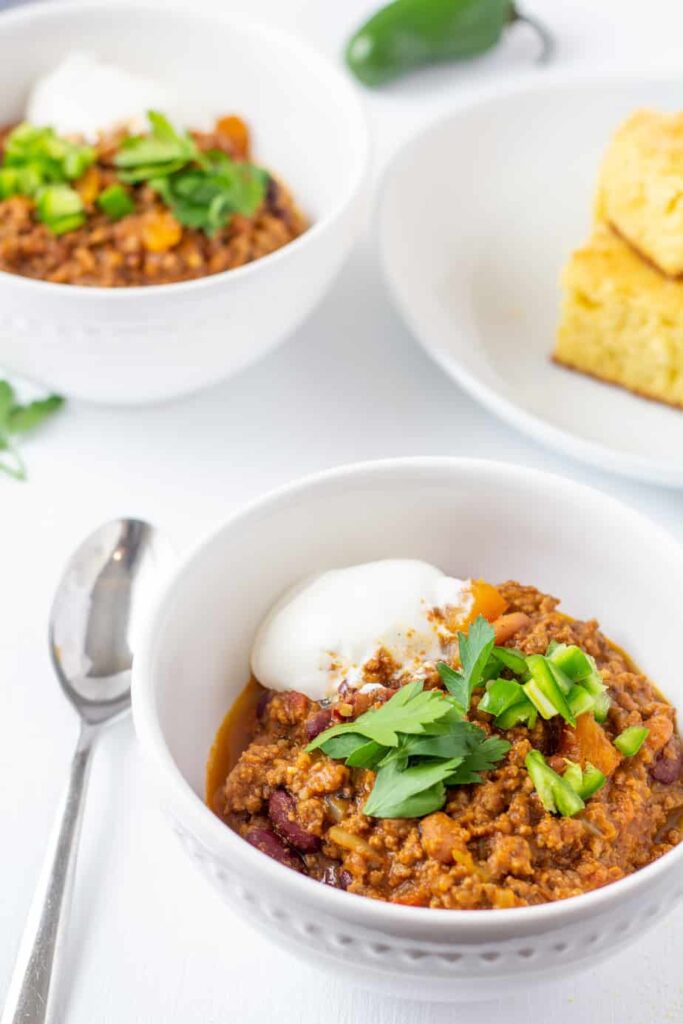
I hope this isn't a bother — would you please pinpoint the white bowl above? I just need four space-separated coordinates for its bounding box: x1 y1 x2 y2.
380 75 683 487
132 458 683 1000
0 2 369 404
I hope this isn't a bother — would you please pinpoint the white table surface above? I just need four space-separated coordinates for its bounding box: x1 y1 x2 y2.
2 0 683 1021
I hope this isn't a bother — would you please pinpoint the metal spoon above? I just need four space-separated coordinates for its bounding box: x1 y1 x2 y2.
2 519 162 1024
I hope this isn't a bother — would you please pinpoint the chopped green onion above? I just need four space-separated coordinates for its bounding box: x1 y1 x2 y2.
562 760 584 793
614 725 649 757
547 660 573 696
547 643 611 723
478 678 537 729
492 647 529 677
579 763 607 799
35 185 85 235
589 687 611 724
494 700 537 730
97 183 135 220
525 750 585 817
523 655 575 725
478 678 525 717
567 684 595 718
3 123 94 185
562 759 606 800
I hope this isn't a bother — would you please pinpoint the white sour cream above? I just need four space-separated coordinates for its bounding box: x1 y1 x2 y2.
26 52 179 140
250 559 474 701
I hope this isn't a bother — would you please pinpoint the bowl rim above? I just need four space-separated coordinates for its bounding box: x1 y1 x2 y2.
377 70 683 489
0 0 370 300
132 456 683 936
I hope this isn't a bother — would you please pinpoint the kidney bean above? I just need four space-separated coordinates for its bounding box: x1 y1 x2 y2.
492 612 531 645
650 748 683 784
320 864 352 890
256 689 273 719
306 708 332 741
283 690 311 720
268 789 321 853
244 828 303 871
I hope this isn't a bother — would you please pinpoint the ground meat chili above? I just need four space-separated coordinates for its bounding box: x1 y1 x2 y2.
208 582 683 909
0 117 306 287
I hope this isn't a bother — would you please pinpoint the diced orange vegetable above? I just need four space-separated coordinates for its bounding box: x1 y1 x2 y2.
444 580 508 634
141 211 182 253
559 713 621 777
216 115 250 158
76 167 101 205
468 580 508 625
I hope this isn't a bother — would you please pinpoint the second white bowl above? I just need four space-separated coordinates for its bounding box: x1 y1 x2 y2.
0 2 369 404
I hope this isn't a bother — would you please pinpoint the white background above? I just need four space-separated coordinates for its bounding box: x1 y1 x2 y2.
2 0 683 1021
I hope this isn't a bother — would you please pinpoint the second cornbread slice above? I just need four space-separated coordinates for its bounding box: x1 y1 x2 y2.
554 223 683 408
595 109 683 277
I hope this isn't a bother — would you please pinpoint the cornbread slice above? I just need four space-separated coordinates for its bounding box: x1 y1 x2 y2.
595 109 683 277
554 223 683 408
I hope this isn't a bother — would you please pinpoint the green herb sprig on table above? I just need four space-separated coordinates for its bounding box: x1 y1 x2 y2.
0 381 64 480
307 676 510 819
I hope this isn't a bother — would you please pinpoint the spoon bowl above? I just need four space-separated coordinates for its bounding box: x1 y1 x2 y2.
49 519 159 722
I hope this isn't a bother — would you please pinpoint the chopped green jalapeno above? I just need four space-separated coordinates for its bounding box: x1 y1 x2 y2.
562 760 606 800
525 750 585 817
97 184 135 220
491 646 529 677
579 763 607 799
548 643 611 722
567 684 595 719
614 726 649 757
35 185 85 235
493 700 537 730
523 654 576 726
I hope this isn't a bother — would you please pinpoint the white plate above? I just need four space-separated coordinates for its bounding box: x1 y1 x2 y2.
379 75 683 487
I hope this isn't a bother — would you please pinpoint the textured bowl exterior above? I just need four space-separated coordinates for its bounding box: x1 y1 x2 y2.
169 808 682 1000
133 458 683 1000
0 2 369 404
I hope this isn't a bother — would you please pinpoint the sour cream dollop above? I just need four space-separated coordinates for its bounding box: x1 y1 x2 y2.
250 559 474 701
26 52 179 140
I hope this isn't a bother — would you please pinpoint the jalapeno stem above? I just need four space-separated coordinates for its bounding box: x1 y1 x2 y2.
511 7 555 64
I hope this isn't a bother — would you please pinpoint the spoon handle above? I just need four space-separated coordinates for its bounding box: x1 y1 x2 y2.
2 723 96 1024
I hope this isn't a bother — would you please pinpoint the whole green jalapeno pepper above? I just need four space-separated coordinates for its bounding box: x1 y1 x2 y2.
346 0 553 87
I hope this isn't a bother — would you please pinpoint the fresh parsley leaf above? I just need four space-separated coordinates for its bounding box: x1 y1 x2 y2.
446 736 511 785
310 675 510 819
458 615 496 695
436 662 468 712
320 733 369 760
151 151 267 236
115 111 198 182
7 395 64 434
306 681 453 751
363 757 464 819
436 615 496 713
397 721 485 761
0 384 64 481
0 380 16 424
